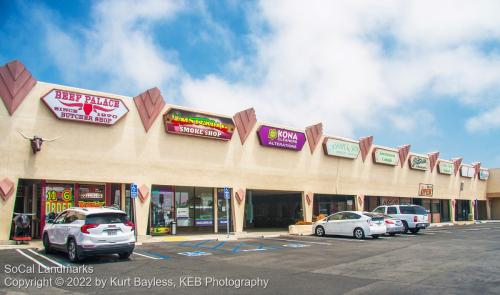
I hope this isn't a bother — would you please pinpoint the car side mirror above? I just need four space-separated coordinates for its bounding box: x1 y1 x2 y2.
46 219 54 224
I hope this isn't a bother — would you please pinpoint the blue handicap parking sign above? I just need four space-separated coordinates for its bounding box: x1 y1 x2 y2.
131 183 138 199
177 251 212 257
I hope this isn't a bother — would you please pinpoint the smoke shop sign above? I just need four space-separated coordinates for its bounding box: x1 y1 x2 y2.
323 138 360 159
409 155 429 171
257 125 306 151
373 148 399 166
438 161 453 175
164 108 235 140
41 89 129 125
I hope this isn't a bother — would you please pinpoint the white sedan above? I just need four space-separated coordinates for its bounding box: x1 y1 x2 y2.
313 211 387 239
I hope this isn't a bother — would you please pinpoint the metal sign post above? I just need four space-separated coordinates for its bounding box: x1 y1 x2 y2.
224 187 230 238
131 183 138 240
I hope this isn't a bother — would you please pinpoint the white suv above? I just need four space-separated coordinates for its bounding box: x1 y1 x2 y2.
43 207 135 262
372 205 430 234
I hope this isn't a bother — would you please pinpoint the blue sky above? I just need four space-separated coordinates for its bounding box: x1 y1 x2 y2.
1 0 500 167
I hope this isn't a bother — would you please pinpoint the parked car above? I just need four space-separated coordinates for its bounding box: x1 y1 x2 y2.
372 205 430 234
313 211 387 239
382 214 405 236
43 207 135 262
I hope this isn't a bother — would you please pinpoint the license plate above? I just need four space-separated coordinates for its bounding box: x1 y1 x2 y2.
417 224 425 228
107 230 118 236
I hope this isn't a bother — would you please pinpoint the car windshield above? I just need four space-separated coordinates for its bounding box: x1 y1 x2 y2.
86 213 128 224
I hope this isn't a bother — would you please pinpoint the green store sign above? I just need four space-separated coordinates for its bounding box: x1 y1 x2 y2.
323 138 360 159
438 161 453 175
409 155 429 171
373 148 399 166
479 169 489 180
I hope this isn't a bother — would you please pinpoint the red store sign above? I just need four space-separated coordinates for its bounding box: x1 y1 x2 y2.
41 89 129 125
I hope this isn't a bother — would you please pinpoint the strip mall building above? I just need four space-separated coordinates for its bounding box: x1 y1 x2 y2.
1 60 500 242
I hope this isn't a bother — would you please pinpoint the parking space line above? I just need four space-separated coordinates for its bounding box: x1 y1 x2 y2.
263 237 333 245
15 249 49 270
133 252 163 260
26 249 64 267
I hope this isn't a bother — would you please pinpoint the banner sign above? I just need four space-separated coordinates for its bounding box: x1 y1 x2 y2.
257 125 306 151
479 169 489 180
418 183 433 197
373 148 399 166
41 89 129 125
78 185 105 208
409 155 429 171
164 108 235 140
438 161 453 175
460 166 475 178
323 138 360 159
45 184 74 219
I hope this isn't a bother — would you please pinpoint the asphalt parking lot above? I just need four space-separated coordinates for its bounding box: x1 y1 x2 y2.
1 223 500 295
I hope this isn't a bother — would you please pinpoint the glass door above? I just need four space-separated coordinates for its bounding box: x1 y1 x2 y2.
217 188 232 232
150 186 175 235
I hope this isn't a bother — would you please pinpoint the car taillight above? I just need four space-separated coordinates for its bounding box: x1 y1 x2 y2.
385 220 394 224
125 220 135 231
81 224 98 234
414 216 418 222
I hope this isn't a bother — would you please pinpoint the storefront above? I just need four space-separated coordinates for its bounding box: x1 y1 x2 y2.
10 179 135 240
149 186 232 235
0 60 493 241
313 194 355 220
244 190 302 229
455 200 471 221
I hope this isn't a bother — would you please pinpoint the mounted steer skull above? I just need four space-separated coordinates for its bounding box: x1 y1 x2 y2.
17 130 59 154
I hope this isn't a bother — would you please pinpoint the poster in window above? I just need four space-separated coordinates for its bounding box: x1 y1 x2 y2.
45 184 74 219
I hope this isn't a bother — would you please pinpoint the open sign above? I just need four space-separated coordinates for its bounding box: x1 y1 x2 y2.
418 184 433 197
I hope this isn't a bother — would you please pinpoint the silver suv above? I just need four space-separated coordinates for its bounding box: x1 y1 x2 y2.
372 205 430 234
43 207 135 262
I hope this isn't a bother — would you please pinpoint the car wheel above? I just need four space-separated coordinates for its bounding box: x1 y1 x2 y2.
410 228 420 234
389 233 396 237
43 233 53 254
67 239 81 262
119 252 132 260
402 221 409 234
353 228 365 239
315 226 325 237
372 234 380 239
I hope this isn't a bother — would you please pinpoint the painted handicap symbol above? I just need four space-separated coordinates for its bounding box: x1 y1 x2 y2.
282 243 310 248
177 251 212 257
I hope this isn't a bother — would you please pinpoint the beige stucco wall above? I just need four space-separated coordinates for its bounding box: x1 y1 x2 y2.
487 168 500 197
0 81 491 240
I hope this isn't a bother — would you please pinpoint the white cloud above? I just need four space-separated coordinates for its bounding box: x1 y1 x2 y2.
37 0 185 94
180 0 500 137
466 105 500 132
32 0 500 137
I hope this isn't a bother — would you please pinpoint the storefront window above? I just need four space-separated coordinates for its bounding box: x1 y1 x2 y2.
194 187 213 227
313 195 354 218
110 183 121 209
125 184 134 222
175 186 195 227
455 200 471 221
45 183 74 221
217 188 232 231
78 184 105 208
150 186 174 235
